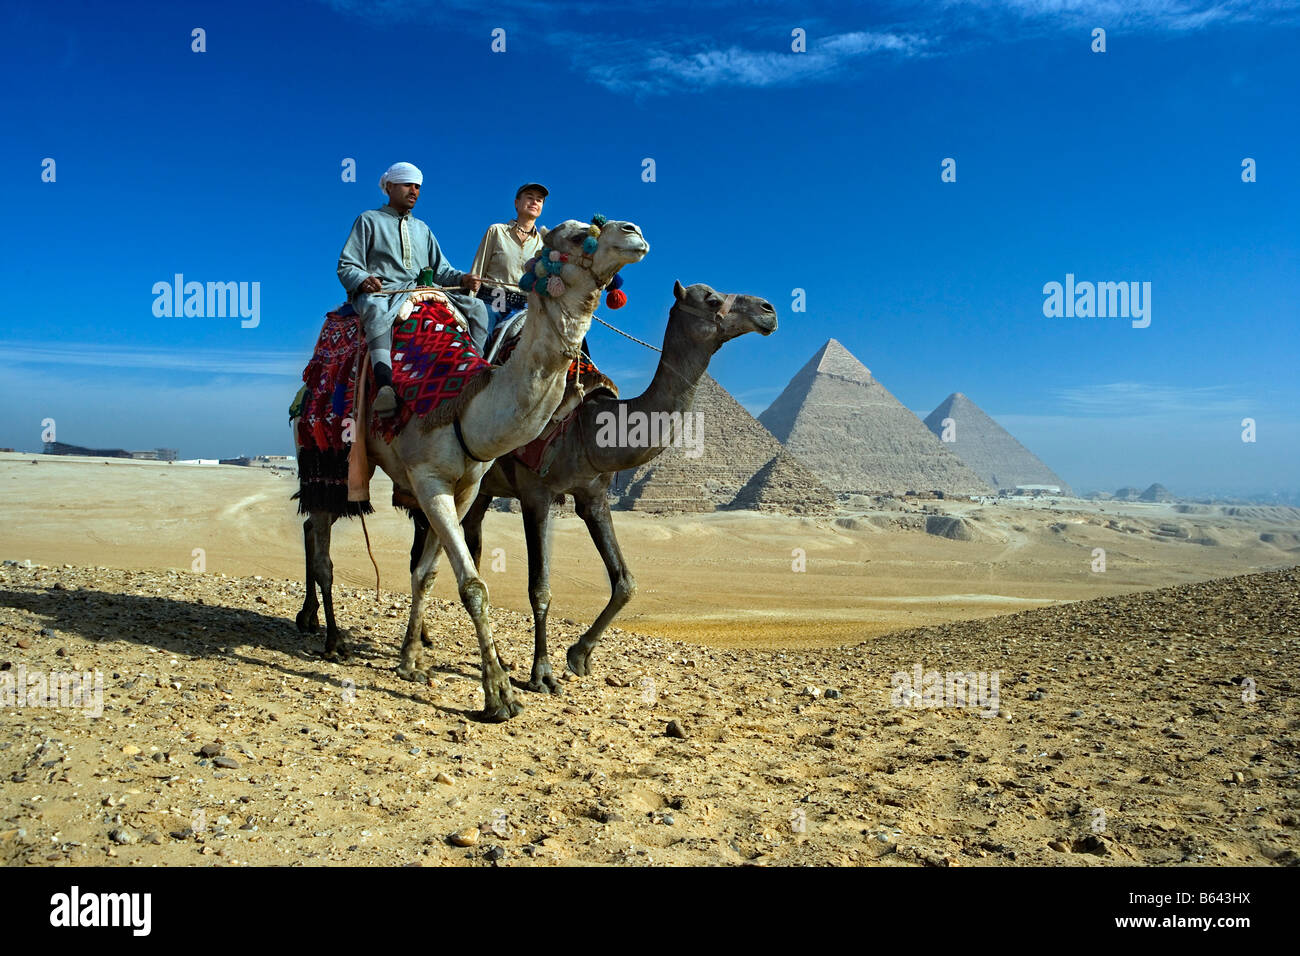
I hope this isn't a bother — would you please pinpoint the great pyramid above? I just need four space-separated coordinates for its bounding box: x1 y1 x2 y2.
922 392 1072 495
757 339 993 495
612 373 834 515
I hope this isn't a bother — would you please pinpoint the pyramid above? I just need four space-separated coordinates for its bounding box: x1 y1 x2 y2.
613 374 834 514
758 340 993 495
922 392 1072 495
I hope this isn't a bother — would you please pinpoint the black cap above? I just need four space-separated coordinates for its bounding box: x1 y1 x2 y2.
516 182 549 199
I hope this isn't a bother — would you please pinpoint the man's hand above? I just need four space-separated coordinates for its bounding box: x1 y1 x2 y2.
462 274 482 294
357 276 382 295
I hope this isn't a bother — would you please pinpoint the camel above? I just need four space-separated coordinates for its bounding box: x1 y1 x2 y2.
449 280 777 692
295 218 648 721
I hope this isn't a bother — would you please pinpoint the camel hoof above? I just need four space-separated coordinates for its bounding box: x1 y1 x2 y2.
526 676 562 695
396 664 431 684
296 608 319 634
323 637 351 662
479 697 525 722
566 644 591 677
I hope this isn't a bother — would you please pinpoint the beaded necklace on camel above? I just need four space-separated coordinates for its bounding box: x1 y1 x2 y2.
518 214 628 310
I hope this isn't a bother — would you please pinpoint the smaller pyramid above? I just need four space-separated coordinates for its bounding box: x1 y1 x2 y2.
1138 483 1174 502
922 392 1072 495
614 374 834 514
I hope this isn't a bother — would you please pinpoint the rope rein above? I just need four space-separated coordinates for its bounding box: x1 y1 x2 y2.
358 512 381 600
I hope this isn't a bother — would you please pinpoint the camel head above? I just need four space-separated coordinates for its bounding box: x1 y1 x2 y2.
540 218 649 286
670 280 777 349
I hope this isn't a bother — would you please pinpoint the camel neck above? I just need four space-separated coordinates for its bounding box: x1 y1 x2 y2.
633 310 714 415
584 309 716 472
456 277 601 460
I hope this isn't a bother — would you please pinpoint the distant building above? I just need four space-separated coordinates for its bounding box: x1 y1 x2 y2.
1011 484 1062 496
44 441 132 458
128 448 179 461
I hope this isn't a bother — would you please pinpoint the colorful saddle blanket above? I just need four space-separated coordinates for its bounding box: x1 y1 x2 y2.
293 298 492 514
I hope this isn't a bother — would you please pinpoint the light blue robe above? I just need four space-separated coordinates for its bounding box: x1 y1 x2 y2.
337 205 489 349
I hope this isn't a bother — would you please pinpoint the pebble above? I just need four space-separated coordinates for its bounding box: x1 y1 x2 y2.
803 685 822 698
199 743 222 758
666 719 690 739
434 772 454 785
121 745 140 756
448 827 480 847
213 756 240 769
483 845 506 862
824 689 842 699
108 828 136 845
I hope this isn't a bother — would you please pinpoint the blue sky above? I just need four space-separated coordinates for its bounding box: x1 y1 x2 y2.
2 0 1297 497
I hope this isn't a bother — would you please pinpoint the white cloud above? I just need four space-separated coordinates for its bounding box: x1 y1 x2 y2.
1053 382 1255 417
3 342 302 378
592 31 929 95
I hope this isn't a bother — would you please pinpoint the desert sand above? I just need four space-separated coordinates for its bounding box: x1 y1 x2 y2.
1 453 1297 866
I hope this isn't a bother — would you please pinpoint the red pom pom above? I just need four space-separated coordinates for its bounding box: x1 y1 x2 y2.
606 289 628 309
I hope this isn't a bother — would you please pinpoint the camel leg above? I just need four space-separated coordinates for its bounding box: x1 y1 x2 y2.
567 492 637 677
295 517 321 634
460 493 512 672
303 510 349 661
396 516 443 680
400 476 522 721
520 491 561 694
408 508 439 650
462 493 491 570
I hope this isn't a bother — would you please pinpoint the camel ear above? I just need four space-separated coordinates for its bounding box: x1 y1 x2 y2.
673 280 687 301
545 220 583 253
538 225 550 243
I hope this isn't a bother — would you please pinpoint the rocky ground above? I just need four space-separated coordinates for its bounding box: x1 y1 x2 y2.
1 561 1296 867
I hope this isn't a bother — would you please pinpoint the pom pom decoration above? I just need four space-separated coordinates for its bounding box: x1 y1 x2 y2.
549 250 562 262
582 236 599 254
547 258 565 275
605 289 628 310
586 224 600 237
547 276 566 297
591 214 608 227
608 273 624 291
519 272 536 291
535 260 549 278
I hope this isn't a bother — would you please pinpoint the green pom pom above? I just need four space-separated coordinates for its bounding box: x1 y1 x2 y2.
591 214 607 227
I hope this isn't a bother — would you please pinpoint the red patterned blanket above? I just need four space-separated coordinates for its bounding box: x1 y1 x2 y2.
293 300 493 515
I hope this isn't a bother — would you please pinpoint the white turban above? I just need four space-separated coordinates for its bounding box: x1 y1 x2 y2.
379 162 423 195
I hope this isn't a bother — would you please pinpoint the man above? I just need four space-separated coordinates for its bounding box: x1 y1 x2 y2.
337 161 487 417
470 182 547 344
